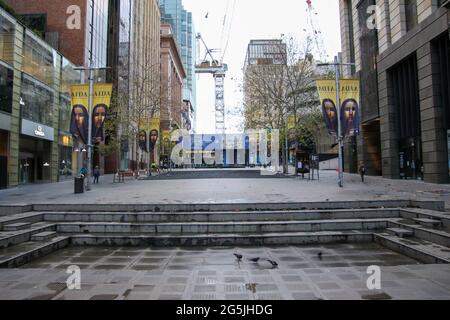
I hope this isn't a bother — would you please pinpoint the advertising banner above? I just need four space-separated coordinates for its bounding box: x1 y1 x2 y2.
316 79 360 138
70 84 113 143
139 118 160 152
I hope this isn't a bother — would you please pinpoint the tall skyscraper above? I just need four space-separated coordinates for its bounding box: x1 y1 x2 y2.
159 0 197 131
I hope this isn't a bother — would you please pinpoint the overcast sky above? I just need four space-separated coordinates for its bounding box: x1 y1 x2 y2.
183 0 341 134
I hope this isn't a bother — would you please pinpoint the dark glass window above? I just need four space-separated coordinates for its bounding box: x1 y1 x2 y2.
0 63 13 113
21 76 54 126
390 54 421 140
433 33 450 129
405 0 418 31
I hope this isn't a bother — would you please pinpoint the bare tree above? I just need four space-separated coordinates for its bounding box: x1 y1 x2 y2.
98 61 161 172
243 36 322 172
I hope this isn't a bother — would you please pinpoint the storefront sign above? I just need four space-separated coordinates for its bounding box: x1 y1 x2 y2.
21 119 54 141
34 126 45 137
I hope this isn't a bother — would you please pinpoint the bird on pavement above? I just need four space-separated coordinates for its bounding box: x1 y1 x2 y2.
318 252 323 260
249 257 260 263
267 259 278 268
234 254 243 262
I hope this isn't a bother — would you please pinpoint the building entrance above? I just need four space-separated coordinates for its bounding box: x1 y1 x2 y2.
19 136 51 184
399 138 423 180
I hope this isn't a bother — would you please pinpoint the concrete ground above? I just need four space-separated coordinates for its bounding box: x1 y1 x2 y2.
1 169 450 207
1 243 450 300
1 169 450 300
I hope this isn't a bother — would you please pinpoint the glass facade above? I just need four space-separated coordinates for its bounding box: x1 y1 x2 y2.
160 0 197 111
60 58 81 96
58 96 71 133
86 0 109 68
118 0 132 96
0 63 13 113
22 31 56 86
0 6 84 187
20 76 54 127
0 11 15 64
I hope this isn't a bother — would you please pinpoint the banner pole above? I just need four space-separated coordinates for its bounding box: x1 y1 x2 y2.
86 0 95 192
335 56 344 188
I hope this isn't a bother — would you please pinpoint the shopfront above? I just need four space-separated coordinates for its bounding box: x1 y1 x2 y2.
59 133 73 180
19 119 54 184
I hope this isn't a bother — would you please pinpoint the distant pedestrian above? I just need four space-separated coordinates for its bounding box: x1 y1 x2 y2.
79 166 88 178
358 161 366 183
93 166 100 184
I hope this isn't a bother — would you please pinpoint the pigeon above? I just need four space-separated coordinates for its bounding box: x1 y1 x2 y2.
205 12 209 19
234 253 243 262
267 259 278 268
249 257 260 263
318 252 323 260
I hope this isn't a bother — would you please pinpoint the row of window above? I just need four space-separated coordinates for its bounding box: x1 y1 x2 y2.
0 10 80 133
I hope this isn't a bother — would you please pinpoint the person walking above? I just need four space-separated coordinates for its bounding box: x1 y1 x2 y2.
358 161 366 183
93 166 100 184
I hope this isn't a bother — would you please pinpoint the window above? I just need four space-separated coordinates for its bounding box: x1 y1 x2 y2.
0 63 13 113
405 0 418 31
59 95 71 133
0 12 15 64
21 76 54 126
432 33 450 129
60 58 81 95
390 54 421 140
22 32 55 86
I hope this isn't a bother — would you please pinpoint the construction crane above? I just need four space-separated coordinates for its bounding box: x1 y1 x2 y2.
195 33 228 134
305 0 328 62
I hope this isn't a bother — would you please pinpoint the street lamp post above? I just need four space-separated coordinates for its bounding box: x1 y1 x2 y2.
317 56 355 188
73 0 113 192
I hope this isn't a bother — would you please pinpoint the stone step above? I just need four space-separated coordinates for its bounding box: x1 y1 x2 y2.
0 205 33 216
0 236 70 268
386 228 413 238
412 218 442 228
400 208 450 228
374 234 450 264
42 208 400 223
388 221 450 247
31 231 58 242
56 218 389 234
32 200 427 213
70 230 374 247
0 224 57 249
0 212 43 230
3 222 31 231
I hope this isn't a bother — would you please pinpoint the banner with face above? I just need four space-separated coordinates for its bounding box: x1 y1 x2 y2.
316 79 360 138
139 118 160 152
70 84 112 143
138 130 148 153
340 80 360 137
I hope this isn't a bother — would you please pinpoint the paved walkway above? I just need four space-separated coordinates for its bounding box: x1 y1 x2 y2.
1 244 450 300
1 169 450 207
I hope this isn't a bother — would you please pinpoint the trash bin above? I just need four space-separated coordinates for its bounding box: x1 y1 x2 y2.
74 177 84 194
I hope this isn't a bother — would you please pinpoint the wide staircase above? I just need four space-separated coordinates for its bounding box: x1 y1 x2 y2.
0 200 449 268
